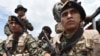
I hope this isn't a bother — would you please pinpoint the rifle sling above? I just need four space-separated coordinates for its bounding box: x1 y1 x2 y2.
61 28 83 55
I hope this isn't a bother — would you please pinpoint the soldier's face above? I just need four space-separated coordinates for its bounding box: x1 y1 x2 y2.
17 10 25 17
9 21 22 33
61 8 81 31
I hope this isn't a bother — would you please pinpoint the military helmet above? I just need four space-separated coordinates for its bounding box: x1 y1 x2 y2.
8 15 24 28
61 1 86 21
15 5 27 13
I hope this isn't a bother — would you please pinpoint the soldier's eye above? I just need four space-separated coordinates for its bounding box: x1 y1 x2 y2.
14 22 19 24
62 12 68 17
9 22 18 25
9 22 14 24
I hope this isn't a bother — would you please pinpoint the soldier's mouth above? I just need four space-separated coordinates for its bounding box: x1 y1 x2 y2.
66 21 74 25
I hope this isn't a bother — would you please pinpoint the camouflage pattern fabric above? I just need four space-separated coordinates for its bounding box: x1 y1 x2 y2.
4 18 33 36
53 2 64 33
53 2 63 22
53 30 100 56
55 23 64 33
4 32 44 56
20 19 33 31
0 39 4 56
38 36 53 53
4 23 12 36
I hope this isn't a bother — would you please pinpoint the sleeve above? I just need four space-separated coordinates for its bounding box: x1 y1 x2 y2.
0 40 6 56
83 30 100 56
91 31 100 56
4 23 12 36
22 19 34 31
26 34 45 56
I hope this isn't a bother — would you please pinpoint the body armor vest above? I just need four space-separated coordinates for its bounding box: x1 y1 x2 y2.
6 32 30 56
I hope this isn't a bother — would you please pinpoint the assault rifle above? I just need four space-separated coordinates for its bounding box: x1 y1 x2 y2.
42 30 56 56
2 43 11 56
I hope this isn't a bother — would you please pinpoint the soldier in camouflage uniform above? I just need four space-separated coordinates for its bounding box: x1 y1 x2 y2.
53 0 67 22
0 39 3 56
3 16 42 56
38 26 53 53
4 5 33 36
45 1 100 56
53 0 67 33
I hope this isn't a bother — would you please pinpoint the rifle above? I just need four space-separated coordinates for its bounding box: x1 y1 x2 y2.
88 7 100 22
84 7 100 29
2 43 11 56
42 30 56 56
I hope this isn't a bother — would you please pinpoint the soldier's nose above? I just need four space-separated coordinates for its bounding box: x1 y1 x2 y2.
12 23 16 26
67 13 72 18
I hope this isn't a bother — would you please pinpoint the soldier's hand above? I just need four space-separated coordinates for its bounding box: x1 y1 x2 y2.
44 53 51 56
21 16 26 20
38 40 43 47
3 53 7 56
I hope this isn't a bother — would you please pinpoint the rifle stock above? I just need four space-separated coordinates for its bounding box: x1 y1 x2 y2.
2 43 11 56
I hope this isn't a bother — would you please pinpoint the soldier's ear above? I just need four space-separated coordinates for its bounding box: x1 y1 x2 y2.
80 21 85 28
80 19 82 22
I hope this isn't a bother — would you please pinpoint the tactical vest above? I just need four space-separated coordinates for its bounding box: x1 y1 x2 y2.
53 29 100 56
6 32 29 56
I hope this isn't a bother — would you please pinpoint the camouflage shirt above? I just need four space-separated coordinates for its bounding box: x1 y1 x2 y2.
53 30 100 56
4 23 12 36
4 17 33 36
0 39 4 55
4 32 43 56
38 36 53 53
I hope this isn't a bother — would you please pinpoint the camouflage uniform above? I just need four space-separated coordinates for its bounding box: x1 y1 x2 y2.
4 5 33 36
4 23 12 36
3 15 44 56
52 1 100 56
20 18 33 32
38 36 53 53
4 16 33 36
53 2 63 22
53 2 64 33
38 26 53 54
53 30 100 56
0 39 3 56
3 32 43 56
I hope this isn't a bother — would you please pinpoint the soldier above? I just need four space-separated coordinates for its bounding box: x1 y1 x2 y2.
53 0 67 33
53 0 80 33
2 15 42 56
15 5 33 32
38 26 53 53
45 1 100 56
53 0 67 23
38 26 52 40
0 39 3 56
4 5 33 36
